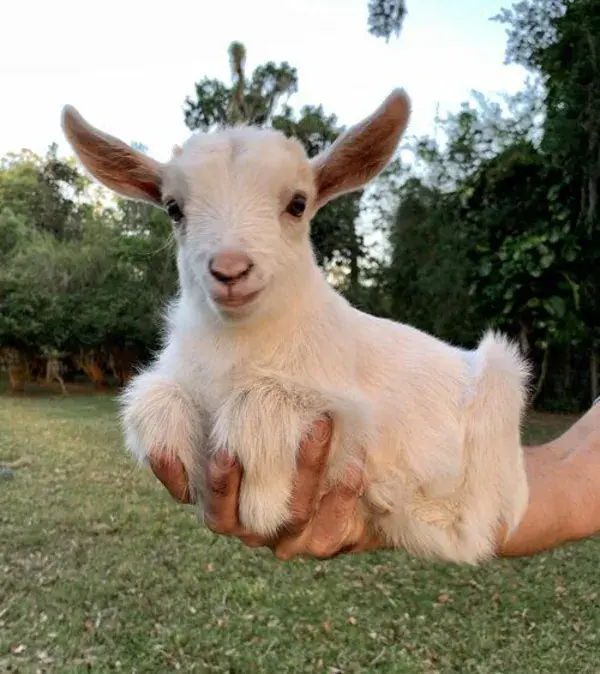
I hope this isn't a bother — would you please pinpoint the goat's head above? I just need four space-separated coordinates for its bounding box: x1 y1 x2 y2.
61 89 411 324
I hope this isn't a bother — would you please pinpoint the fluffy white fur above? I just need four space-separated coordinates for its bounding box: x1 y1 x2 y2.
61 89 531 564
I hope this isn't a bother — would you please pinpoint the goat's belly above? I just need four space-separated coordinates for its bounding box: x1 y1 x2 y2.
356 333 529 564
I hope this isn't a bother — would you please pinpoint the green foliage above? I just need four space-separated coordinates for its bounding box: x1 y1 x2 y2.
492 0 600 403
0 149 173 380
379 0 600 409
0 145 90 241
0 208 28 259
464 142 586 353
385 178 477 346
367 0 407 41
183 44 298 131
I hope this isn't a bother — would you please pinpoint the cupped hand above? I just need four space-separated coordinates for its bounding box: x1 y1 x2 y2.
148 419 381 559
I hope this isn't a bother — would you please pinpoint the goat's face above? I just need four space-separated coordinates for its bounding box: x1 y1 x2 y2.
161 128 317 321
61 88 411 324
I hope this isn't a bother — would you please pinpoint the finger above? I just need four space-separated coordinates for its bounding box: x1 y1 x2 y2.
148 451 193 504
238 533 270 548
276 448 366 561
283 417 333 537
307 450 367 558
341 531 383 554
203 451 242 535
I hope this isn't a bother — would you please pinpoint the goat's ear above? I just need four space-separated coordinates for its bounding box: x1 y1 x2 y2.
311 89 410 209
61 105 162 205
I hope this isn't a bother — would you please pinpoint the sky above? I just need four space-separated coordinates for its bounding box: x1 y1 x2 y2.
1 0 528 164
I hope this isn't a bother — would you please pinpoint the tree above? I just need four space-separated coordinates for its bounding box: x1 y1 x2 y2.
367 0 407 41
495 0 600 402
184 42 298 131
384 176 477 346
381 69 597 410
0 145 175 391
0 145 91 241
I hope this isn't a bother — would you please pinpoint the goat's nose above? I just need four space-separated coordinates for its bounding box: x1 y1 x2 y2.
209 251 254 285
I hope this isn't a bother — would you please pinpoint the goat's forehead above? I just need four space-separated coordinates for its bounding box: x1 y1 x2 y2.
161 127 313 201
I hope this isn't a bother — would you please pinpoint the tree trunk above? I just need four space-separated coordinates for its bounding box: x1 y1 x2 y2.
587 170 598 231
564 344 572 391
518 322 529 354
8 366 27 393
46 357 68 396
77 351 107 389
531 347 549 405
3 349 29 393
84 362 106 388
108 349 135 387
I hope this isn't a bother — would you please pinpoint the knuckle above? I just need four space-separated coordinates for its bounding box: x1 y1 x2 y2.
274 546 295 561
337 483 362 502
286 504 312 533
308 538 337 560
240 534 267 548
340 465 365 497
299 441 328 472
311 418 332 446
174 484 192 504
204 513 235 536
208 471 232 498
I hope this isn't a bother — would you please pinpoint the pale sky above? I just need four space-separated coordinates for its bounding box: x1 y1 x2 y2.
1 0 527 163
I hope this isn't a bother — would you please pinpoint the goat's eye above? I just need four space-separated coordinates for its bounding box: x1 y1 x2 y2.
286 193 307 218
165 199 184 224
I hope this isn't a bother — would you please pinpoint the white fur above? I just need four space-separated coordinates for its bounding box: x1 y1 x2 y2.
63 93 531 564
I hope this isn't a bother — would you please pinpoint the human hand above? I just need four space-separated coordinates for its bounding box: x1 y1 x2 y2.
148 449 193 504
148 419 382 559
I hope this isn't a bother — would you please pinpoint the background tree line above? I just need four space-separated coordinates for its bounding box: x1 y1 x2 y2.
0 0 598 412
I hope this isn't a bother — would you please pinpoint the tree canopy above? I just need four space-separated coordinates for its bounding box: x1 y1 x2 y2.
1 1 598 409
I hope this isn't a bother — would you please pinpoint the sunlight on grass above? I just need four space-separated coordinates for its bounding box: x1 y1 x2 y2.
1 392 598 672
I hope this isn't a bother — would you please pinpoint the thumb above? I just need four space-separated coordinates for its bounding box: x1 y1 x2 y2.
148 450 194 504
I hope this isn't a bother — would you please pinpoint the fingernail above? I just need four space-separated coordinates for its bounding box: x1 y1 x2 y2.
216 450 235 470
311 418 331 445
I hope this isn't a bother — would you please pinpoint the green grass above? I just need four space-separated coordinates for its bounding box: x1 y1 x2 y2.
1 392 599 673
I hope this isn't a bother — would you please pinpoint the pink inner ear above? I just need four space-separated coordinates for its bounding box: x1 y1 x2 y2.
91 147 162 202
312 89 411 208
79 140 162 204
62 105 162 205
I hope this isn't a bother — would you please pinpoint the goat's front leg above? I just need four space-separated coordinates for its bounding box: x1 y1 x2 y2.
210 379 374 538
120 369 206 502
210 382 324 538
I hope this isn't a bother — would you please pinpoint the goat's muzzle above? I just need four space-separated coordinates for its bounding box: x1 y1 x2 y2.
208 249 264 312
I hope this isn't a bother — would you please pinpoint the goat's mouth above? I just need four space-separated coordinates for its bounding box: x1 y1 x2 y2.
212 288 263 311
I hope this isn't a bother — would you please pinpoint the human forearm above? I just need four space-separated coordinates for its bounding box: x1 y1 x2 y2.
498 447 582 556
499 407 600 556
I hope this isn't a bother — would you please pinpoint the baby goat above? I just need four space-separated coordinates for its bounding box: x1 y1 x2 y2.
61 89 530 564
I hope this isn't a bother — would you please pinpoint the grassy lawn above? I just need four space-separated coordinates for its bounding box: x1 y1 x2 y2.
1 391 599 673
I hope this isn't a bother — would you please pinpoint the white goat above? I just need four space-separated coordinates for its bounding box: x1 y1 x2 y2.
61 89 530 564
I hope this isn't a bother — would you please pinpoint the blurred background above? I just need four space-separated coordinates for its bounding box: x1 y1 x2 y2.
2 1 600 672
2 0 597 413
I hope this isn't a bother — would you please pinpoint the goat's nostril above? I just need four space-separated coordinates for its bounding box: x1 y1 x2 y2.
210 267 252 284
209 251 254 285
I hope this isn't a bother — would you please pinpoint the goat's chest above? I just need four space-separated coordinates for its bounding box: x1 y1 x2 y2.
174 327 357 416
